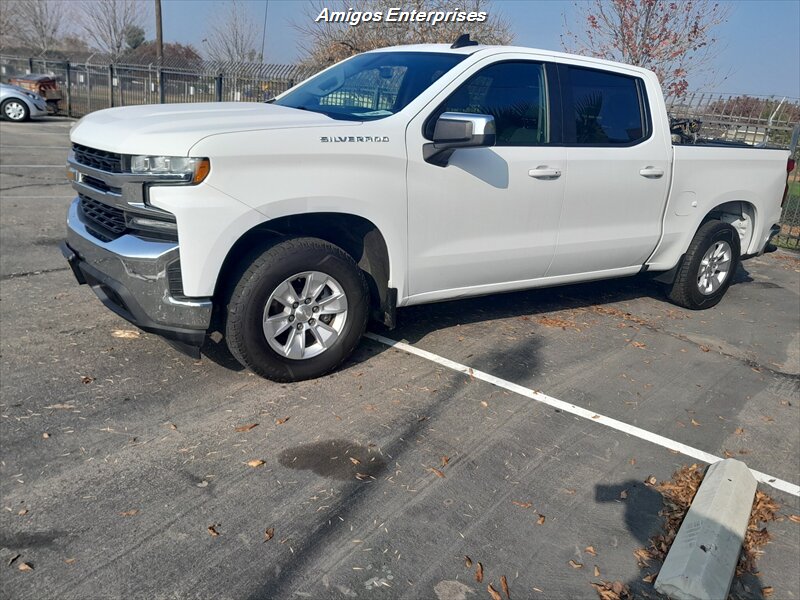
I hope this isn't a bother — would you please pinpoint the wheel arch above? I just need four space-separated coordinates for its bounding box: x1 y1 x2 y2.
214 212 395 327
700 200 757 255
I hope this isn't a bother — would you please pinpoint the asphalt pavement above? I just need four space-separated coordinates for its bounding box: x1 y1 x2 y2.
1 118 798 600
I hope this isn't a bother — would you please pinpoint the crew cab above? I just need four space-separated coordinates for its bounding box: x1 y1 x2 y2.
61 39 795 382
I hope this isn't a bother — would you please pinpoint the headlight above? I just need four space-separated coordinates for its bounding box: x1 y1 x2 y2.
23 91 38 99
130 155 210 184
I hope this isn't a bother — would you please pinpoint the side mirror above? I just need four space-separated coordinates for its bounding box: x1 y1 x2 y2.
423 112 496 167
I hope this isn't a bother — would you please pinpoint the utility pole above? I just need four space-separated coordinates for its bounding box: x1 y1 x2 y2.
155 0 164 66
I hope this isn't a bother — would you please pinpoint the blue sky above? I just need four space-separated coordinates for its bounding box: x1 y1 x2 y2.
159 0 800 97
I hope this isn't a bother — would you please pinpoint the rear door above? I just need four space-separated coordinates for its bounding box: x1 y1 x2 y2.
546 65 671 276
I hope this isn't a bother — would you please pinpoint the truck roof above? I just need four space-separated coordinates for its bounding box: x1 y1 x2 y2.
368 43 656 78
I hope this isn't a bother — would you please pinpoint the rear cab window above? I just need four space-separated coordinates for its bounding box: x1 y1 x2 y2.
562 66 650 146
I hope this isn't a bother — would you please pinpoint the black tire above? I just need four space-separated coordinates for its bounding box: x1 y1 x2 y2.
666 220 741 310
224 236 369 382
1 99 30 122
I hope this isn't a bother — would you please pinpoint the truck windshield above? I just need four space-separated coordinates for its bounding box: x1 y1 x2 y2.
274 52 467 121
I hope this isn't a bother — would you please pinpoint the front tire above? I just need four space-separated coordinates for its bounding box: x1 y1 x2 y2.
2 99 30 122
225 237 369 382
666 220 741 310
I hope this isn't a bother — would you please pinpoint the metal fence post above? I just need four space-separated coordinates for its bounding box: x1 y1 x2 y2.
64 61 72 117
215 73 223 102
159 68 165 104
27 57 33 73
108 64 114 108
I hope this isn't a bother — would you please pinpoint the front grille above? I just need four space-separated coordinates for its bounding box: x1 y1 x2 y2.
82 175 121 195
79 195 126 236
73 143 123 173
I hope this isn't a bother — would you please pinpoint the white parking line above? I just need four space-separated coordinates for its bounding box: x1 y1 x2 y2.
365 332 800 497
1 146 71 149
0 165 65 168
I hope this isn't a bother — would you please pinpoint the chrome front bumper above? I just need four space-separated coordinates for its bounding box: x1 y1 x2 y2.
63 198 212 352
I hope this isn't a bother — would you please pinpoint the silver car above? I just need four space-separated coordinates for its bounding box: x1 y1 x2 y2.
0 82 48 121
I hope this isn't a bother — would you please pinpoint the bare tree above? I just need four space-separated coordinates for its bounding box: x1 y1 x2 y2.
77 0 149 61
202 0 260 63
562 0 730 96
295 0 513 69
2 0 65 55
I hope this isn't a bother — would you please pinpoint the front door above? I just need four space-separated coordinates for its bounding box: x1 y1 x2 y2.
406 59 566 300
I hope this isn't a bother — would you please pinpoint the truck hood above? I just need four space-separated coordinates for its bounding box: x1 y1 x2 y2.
70 102 345 156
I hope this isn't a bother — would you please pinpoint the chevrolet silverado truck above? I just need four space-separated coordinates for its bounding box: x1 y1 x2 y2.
61 38 796 382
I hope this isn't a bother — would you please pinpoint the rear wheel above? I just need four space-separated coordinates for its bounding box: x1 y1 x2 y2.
2 99 29 122
666 220 741 310
225 237 369 382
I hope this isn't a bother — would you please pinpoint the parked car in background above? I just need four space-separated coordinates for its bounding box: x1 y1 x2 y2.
0 83 48 121
8 74 62 113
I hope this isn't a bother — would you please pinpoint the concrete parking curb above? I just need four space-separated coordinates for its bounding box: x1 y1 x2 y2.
654 459 757 600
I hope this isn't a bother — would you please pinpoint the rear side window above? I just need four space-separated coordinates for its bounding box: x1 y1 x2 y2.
565 67 647 145
428 61 549 146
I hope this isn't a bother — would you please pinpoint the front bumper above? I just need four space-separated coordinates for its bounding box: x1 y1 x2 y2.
62 198 212 356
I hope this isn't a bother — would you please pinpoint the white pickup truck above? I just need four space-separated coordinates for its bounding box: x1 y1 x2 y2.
61 39 795 381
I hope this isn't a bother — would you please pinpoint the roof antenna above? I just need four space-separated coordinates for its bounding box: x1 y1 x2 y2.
451 33 479 49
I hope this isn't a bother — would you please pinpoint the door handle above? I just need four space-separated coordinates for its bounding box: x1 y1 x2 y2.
528 167 561 179
639 166 664 178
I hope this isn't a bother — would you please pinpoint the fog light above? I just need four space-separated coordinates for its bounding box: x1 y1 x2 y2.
128 216 177 232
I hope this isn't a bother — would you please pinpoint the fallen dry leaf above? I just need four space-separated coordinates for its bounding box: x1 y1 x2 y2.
631 341 646 349
585 546 597 556
18 509 28 516
536 515 546 525
699 345 710 352
642 573 656 583
167 423 177 430
264 527 274 542
234 423 258 432
349 457 361 465
247 459 266 468
563 488 576 495
512 501 532 509
440 456 450 467
464 555 473 568
594 566 601 577
207 525 220 537
475 562 484 583
119 509 139 517
501 574 510 599
788 514 800 524
735 426 745 435
487 584 502 600
64 558 76 565
42 432 50 439
762 586 774 597
568 560 583 569
112 329 140 339
644 475 657 486
18 562 33 572
275 417 290 425
633 548 651 567
81 375 95 384
354 472 370 481
591 581 631 600
691 418 701 427
429 467 446 478
620 490 628 499
480 401 489 408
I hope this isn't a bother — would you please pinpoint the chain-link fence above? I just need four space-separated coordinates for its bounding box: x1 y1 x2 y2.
1 53 798 248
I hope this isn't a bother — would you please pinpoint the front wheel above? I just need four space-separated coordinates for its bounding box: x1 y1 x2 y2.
666 220 741 310
2 99 30 122
225 237 369 382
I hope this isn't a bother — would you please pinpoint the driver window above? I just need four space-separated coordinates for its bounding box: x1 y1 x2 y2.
432 61 549 146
